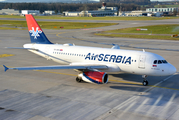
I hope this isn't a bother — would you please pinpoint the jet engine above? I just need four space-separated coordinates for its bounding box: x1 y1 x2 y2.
77 71 108 84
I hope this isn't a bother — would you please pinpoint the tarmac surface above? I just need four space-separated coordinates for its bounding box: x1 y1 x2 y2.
0 18 179 120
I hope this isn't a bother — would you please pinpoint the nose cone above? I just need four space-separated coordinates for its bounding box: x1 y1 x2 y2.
169 64 177 75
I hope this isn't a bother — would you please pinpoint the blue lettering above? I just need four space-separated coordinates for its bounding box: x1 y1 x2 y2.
85 53 91 60
125 57 131 64
122 56 126 63
85 53 132 64
116 56 123 63
91 54 95 60
103 54 110 62
92 55 98 60
98 54 104 61
109 55 116 62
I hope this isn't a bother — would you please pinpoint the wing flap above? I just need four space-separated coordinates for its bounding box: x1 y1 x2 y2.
3 65 108 72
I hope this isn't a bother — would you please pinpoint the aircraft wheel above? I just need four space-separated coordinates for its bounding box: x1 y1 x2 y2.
142 81 148 86
76 77 82 83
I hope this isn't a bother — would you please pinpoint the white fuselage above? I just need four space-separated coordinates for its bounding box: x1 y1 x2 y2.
24 43 176 77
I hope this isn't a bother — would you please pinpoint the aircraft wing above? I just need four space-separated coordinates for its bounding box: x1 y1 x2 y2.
3 64 108 72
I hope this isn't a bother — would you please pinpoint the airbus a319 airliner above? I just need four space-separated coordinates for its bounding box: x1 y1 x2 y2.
3 14 176 86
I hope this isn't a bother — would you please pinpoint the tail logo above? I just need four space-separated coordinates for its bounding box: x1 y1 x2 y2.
29 27 42 39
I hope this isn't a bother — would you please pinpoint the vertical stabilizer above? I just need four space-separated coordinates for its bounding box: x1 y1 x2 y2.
25 14 52 44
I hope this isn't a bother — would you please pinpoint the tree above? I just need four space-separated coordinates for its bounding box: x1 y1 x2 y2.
173 9 178 16
0 2 144 12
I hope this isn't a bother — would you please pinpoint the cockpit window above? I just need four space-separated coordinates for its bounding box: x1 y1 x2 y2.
153 60 157 64
162 60 168 63
153 60 168 64
158 60 162 64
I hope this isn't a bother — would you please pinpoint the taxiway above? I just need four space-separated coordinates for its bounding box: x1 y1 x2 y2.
0 18 179 120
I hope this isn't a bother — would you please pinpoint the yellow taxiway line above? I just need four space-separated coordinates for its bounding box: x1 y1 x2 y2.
35 70 77 77
36 70 179 91
1 65 179 91
0 54 14 58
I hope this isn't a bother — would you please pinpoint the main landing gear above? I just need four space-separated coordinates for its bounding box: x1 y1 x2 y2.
76 77 82 83
142 75 148 86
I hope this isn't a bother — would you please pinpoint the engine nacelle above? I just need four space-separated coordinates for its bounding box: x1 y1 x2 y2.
78 71 108 84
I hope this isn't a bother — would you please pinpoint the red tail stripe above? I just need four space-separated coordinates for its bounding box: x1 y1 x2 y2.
25 14 43 31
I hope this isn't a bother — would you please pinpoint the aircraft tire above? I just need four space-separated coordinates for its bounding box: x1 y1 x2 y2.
76 77 82 83
142 81 148 86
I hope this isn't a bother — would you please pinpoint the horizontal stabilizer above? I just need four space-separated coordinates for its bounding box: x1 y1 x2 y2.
111 44 120 49
5 47 38 51
3 65 9 72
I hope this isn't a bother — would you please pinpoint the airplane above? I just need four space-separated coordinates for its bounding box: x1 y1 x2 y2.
3 14 177 86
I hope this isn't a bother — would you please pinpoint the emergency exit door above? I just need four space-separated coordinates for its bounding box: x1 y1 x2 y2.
138 55 146 69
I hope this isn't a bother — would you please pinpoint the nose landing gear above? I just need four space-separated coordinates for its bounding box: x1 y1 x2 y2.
142 75 148 86
76 77 82 83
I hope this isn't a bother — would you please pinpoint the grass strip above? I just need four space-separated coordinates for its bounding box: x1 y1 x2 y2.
95 33 179 40
0 15 179 21
95 24 179 40
0 20 116 30
104 24 179 34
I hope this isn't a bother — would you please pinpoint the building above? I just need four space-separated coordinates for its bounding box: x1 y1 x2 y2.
44 10 56 15
79 3 117 17
147 12 163 17
63 2 118 17
118 7 178 17
146 7 178 13
119 10 147 16
79 9 117 17
21 10 40 15
0 9 20 15
146 7 178 16
63 12 80 17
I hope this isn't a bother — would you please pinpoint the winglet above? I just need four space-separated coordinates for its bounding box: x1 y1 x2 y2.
3 65 9 72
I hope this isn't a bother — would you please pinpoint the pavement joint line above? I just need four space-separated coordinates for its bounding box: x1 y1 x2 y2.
32 70 142 85
56 30 84 40
56 32 179 52
37 70 179 91
109 79 141 85
95 96 139 120
35 70 77 77
1 65 179 91
55 30 179 52
95 73 178 120
35 70 142 85
140 73 178 95
1 67 179 119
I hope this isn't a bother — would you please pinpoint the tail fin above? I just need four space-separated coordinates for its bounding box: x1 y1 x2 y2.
25 14 52 44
